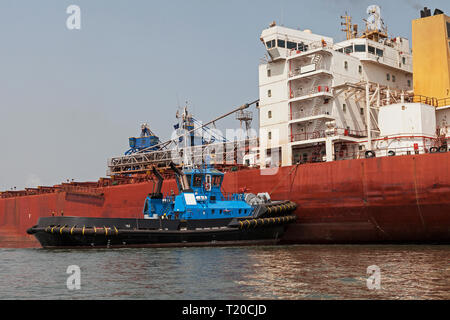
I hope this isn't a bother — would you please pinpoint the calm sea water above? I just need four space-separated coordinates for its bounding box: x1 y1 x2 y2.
0 245 448 300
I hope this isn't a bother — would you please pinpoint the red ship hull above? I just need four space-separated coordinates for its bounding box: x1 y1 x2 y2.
1 152 450 248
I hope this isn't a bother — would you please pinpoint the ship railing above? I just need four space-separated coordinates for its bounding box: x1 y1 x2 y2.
293 154 326 165
411 95 439 107
162 195 175 203
288 40 333 57
1 186 60 198
221 192 246 201
336 128 367 138
290 85 332 99
294 143 446 165
335 144 447 161
437 97 450 108
107 138 259 175
60 185 104 196
291 128 366 142
291 130 327 142
408 95 450 108
290 108 331 120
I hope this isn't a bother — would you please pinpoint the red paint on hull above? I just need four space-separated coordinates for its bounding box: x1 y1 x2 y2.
1 152 450 247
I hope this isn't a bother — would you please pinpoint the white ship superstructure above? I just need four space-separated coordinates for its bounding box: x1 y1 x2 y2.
258 5 450 168
105 5 450 175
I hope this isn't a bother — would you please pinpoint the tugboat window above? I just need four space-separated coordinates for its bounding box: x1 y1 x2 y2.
185 174 192 187
368 46 375 54
277 39 285 48
193 175 202 187
212 175 222 187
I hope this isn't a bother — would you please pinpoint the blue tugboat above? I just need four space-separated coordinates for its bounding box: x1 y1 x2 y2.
27 163 297 248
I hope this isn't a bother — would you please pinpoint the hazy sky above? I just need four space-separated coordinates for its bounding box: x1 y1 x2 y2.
1 0 449 190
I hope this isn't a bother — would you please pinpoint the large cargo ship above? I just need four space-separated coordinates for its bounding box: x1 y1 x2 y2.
1 6 450 247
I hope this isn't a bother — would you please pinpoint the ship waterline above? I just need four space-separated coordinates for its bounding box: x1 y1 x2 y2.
1 151 449 248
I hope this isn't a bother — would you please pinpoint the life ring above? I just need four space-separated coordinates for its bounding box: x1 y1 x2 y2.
430 147 439 153
365 150 376 158
387 150 396 157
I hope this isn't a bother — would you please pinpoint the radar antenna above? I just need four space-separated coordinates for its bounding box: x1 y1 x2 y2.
362 5 388 42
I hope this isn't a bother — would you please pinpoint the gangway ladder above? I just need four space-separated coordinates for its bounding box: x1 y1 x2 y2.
312 54 322 69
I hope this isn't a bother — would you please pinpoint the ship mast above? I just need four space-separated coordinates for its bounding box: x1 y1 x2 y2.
340 12 358 40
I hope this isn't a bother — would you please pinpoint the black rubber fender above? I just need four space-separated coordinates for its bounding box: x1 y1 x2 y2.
439 146 448 153
365 150 376 158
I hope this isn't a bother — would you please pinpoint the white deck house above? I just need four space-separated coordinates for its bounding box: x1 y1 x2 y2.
255 16 442 167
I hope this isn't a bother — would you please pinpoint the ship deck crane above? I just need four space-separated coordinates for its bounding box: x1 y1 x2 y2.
107 100 259 175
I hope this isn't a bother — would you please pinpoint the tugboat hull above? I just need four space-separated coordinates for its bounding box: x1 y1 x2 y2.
27 215 296 249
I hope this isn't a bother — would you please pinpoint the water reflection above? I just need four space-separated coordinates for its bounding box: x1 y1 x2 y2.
0 245 448 299
234 245 450 299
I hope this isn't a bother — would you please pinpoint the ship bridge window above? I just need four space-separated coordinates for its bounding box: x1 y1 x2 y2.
297 42 308 51
376 48 384 57
287 41 297 49
277 39 286 48
193 175 202 187
447 22 450 38
355 44 366 52
344 46 353 54
266 40 275 49
368 46 375 54
336 48 344 53
212 175 222 187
